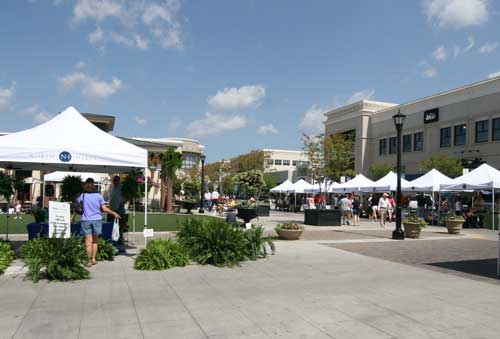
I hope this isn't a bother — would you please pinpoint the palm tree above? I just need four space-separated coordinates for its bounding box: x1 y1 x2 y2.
160 148 183 214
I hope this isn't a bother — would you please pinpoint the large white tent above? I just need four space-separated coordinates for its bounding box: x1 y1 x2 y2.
403 168 453 192
440 163 500 191
0 106 149 224
305 180 341 193
44 171 104 183
270 179 294 193
332 174 376 193
360 171 411 192
286 179 315 194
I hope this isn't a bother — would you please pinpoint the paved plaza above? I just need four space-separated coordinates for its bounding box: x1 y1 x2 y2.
1 212 500 339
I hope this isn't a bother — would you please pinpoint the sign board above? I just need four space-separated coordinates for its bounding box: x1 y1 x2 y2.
340 176 346 184
143 227 154 238
48 201 71 238
424 108 439 124
463 168 470 175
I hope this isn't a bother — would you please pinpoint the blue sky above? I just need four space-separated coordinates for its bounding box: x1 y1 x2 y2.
1 0 499 162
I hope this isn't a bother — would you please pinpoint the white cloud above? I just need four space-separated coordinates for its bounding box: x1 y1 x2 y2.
299 105 329 135
70 0 182 50
134 116 147 125
432 46 447 61
207 85 266 111
422 67 437 78
346 89 375 104
58 71 122 100
464 36 475 52
18 105 52 123
0 81 16 112
479 41 498 54
453 36 475 57
488 71 500 79
75 61 87 69
423 0 489 29
186 112 247 138
257 124 279 135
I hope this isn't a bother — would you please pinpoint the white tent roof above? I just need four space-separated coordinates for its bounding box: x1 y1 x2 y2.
360 171 411 192
440 163 500 190
287 179 315 193
270 179 293 193
332 174 375 193
403 169 453 192
43 171 105 183
0 106 147 172
304 180 340 193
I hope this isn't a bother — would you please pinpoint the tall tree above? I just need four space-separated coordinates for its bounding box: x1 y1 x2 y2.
161 148 183 214
421 156 463 178
230 150 270 173
368 163 394 181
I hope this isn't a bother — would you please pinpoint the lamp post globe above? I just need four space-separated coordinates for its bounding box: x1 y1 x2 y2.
392 110 406 240
198 154 206 213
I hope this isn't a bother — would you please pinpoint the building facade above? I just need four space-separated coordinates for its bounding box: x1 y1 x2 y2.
324 76 500 178
263 149 309 183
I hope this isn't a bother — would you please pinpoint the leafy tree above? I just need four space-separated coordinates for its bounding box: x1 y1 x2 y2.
233 170 265 201
182 177 201 199
230 150 270 173
121 170 145 202
161 149 183 214
60 175 83 203
303 133 355 192
0 172 14 202
262 173 276 193
368 163 394 181
421 156 463 178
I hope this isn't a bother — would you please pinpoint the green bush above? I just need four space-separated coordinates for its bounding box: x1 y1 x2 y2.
177 218 275 267
0 240 15 274
21 237 90 283
96 238 115 262
134 239 190 270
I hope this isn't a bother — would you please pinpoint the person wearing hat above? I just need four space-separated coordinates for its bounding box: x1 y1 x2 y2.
74 178 121 267
377 193 390 228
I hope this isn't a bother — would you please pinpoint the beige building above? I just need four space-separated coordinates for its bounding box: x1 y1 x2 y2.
324 76 500 179
263 149 309 182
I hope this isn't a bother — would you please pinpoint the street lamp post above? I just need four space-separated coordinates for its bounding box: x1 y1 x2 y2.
392 110 406 240
198 154 206 213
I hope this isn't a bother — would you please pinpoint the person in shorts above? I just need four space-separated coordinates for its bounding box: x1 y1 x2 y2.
74 178 120 267
352 195 361 226
378 193 390 228
339 194 352 225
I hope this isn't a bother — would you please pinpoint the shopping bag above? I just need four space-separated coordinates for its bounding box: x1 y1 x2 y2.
111 218 120 241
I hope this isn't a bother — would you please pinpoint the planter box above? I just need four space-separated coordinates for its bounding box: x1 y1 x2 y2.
445 220 463 234
403 222 422 239
256 205 270 217
236 208 258 224
182 201 198 214
304 209 341 226
276 228 303 240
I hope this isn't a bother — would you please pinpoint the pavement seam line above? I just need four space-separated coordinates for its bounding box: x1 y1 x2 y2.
123 259 146 339
11 281 45 339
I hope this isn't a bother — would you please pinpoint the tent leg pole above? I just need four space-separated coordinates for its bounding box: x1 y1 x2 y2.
144 167 148 228
493 187 495 231
42 181 46 208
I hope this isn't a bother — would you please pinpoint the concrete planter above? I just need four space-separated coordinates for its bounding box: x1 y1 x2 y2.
237 208 258 224
304 209 341 226
276 228 303 240
403 222 422 239
256 205 270 217
445 220 463 234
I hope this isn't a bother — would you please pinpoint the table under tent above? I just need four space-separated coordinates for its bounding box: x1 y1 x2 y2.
0 106 148 237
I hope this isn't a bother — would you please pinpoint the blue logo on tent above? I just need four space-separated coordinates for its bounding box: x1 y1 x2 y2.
59 151 72 162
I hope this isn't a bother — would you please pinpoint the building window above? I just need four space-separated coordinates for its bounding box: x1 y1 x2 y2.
292 160 298 166
182 152 200 170
454 124 466 146
403 134 412 153
414 132 424 151
493 118 500 141
274 159 282 165
379 139 387 156
388 137 397 154
440 127 451 148
475 120 489 143
283 160 290 166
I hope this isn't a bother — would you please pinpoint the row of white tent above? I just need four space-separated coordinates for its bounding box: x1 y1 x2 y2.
270 164 500 194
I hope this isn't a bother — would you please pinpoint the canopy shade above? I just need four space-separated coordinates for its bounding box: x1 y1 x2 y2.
286 179 315 193
440 163 500 191
270 179 293 193
44 171 104 183
0 106 147 172
403 169 453 192
332 174 375 193
360 171 411 192
304 180 340 193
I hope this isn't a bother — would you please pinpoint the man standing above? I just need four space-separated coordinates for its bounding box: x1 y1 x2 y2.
108 175 128 252
210 189 219 212
378 193 390 228
203 191 212 210
339 194 352 225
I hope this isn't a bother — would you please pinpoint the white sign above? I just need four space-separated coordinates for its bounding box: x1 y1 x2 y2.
48 201 71 238
143 227 154 238
340 176 346 184
463 168 470 175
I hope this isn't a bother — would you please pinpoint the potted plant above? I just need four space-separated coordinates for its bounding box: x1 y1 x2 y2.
182 200 198 214
236 200 258 223
256 199 270 217
233 170 264 221
403 215 427 238
275 222 304 240
444 215 464 234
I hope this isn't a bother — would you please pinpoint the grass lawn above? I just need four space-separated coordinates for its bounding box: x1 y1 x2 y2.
0 212 214 235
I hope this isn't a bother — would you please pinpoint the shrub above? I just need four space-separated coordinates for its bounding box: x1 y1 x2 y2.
96 238 115 262
21 237 90 283
0 240 15 275
177 218 275 267
134 239 190 270
275 222 304 231
403 215 427 229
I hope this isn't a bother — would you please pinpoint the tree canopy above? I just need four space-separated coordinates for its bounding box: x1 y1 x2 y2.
368 163 394 181
421 155 463 178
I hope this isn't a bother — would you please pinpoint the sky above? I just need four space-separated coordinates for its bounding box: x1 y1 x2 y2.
1 0 500 162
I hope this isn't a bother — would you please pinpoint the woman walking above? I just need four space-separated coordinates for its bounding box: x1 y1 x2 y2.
352 194 361 226
74 178 120 267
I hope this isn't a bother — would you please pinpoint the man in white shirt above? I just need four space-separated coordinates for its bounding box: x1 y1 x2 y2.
378 193 390 228
203 191 212 210
339 194 352 225
210 190 219 211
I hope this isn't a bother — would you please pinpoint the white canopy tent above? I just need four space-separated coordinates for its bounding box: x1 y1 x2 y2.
332 174 376 193
360 171 411 192
286 179 315 194
304 180 341 193
403 169 453 192
0 106 149 224
269 179 294 193
44 171 104 183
